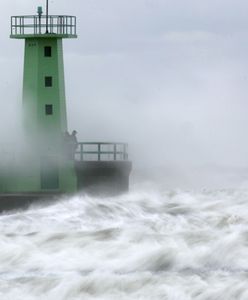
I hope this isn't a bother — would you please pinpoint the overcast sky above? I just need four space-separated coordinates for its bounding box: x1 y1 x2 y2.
1 0 248 169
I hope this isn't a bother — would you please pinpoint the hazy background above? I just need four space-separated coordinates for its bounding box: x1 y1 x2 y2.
1 0 248 187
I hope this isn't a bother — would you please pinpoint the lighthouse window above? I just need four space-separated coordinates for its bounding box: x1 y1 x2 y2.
45 105 53 115
44 46 52 57
45 76 52 87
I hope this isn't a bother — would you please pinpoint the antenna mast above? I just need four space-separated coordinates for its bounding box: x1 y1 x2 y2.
46 0 49 33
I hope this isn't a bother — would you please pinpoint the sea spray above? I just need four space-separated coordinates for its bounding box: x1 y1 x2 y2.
0 188 248 299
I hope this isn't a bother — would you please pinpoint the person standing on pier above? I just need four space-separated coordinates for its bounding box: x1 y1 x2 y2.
70 130 78 155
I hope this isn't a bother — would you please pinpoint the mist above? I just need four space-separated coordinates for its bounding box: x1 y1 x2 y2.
1 0 248 187
2 3 248 298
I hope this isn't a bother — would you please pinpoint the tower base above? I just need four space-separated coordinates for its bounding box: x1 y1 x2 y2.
0 161 132 212
0 193 62 213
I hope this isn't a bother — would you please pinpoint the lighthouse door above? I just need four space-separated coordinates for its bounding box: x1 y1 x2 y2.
40 156 59 190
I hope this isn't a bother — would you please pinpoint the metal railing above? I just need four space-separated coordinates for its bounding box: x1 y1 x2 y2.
11 15 77 36
75 143 129 162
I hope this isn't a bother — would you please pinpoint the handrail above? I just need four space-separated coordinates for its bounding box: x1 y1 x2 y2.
75 142 129 162
11 15 77 36
11 15 76 18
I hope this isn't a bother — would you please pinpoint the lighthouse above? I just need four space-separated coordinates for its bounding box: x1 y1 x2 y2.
10 2 77 193
0 1 131 210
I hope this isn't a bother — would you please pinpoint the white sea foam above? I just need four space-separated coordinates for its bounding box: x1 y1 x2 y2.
0 185 248 299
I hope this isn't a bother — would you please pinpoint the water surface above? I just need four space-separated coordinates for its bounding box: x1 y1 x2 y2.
0 185 248 299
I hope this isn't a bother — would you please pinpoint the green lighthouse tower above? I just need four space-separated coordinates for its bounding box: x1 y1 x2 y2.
0 1 131 210
9 3 77 193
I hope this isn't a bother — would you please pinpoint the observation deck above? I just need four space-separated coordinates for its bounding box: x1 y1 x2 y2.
10 15 77 39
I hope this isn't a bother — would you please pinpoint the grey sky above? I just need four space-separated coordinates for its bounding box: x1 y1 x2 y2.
1 0 248 169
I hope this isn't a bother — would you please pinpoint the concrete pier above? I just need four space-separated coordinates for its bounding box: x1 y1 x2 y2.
75 160 132 196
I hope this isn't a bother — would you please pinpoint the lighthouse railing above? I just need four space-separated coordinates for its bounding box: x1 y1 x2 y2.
75 142 129 162
11 15 77 37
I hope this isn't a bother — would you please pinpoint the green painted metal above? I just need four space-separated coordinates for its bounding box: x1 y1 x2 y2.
2 13 78 194
22 38 68 143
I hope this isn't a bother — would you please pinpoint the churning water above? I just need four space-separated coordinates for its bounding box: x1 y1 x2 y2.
1 182 248 299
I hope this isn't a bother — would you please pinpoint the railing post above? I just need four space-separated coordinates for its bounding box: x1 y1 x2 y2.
98 143 101 161
38 15 41 34
124 144 128 160
49 16 52 34
34 16 37 35
80 143 83 161
15 17 17 35
114 144 117 161
58 16 61 34
50 16 53 34
61 17 65 34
